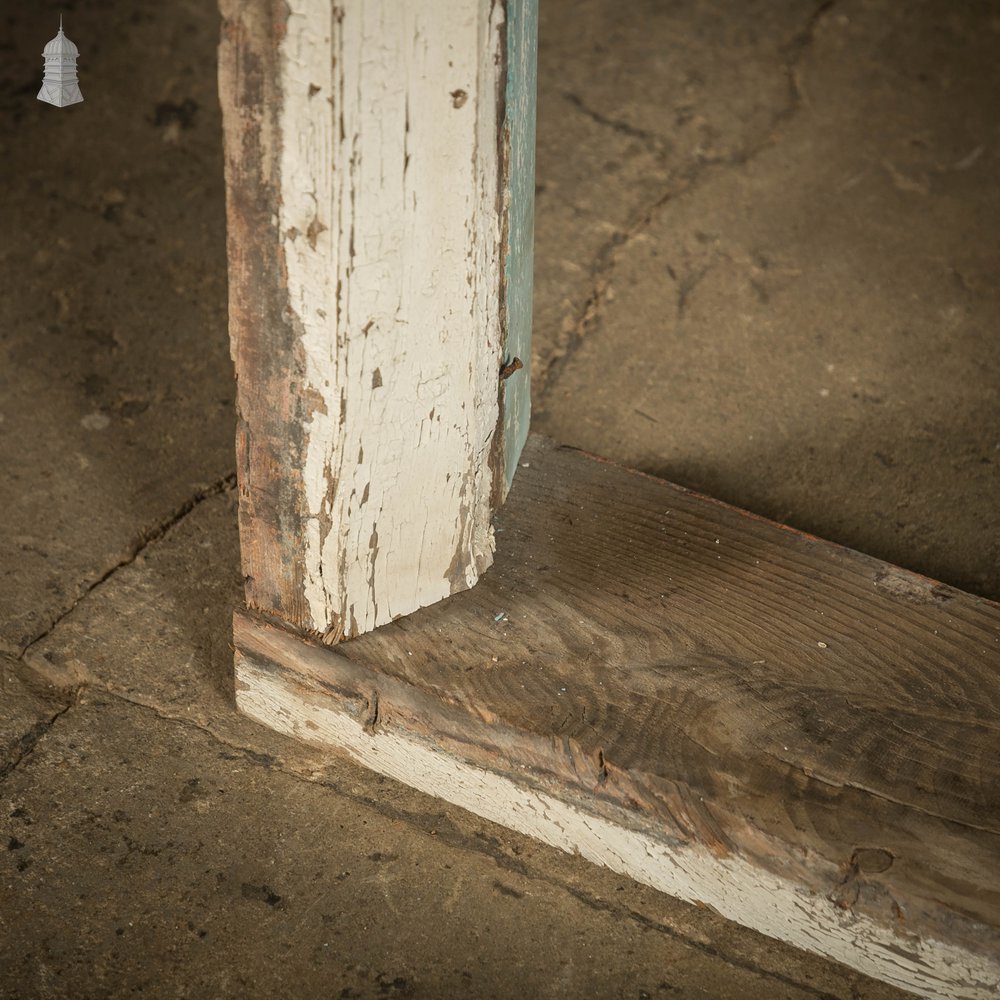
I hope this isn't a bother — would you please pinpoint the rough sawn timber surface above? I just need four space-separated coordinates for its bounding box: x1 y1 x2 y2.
235 436 1000 1000
217 0 534 642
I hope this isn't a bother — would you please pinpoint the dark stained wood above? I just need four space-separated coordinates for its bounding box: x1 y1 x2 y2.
217 1 313 630
235 434 1000 993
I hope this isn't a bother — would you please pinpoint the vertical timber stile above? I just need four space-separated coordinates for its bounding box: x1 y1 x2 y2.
218 0 537 643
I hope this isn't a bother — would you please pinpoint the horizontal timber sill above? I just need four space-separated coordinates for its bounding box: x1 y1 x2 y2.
234 434 1000 999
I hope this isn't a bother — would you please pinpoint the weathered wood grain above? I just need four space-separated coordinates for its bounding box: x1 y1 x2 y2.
218 0 534 641
235 435 1000 999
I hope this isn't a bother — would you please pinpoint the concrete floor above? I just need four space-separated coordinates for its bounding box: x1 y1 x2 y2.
2 0 997 997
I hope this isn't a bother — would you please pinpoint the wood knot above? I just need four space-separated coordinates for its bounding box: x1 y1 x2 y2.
831 848 899 913
851 847 894 874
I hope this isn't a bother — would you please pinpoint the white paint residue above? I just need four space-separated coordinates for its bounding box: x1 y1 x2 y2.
279 2 338 624
279 1 504 635
238 661 999 1000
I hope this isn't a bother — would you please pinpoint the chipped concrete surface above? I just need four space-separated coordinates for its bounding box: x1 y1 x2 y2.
0 1 235 656
532 0 1000 596
0 661 71 785
1 0 995 996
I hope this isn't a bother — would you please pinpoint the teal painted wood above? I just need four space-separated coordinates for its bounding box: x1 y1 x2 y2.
501 0 538 494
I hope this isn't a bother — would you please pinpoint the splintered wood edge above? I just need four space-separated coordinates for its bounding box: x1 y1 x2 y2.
234 610 998 1000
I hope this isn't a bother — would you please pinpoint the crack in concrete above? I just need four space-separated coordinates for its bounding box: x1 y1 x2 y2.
560 91 669 156
535 0 837 402
561 882 844 1000
675 260 718 322
781 0 837 117
17 472 237 660
0 696 77 785
75 685 844 996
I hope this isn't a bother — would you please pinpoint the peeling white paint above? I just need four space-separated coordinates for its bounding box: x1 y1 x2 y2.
278 1 505 635
237 659 1000 1000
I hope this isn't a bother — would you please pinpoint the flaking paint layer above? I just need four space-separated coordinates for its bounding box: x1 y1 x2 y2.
277 0 507 636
